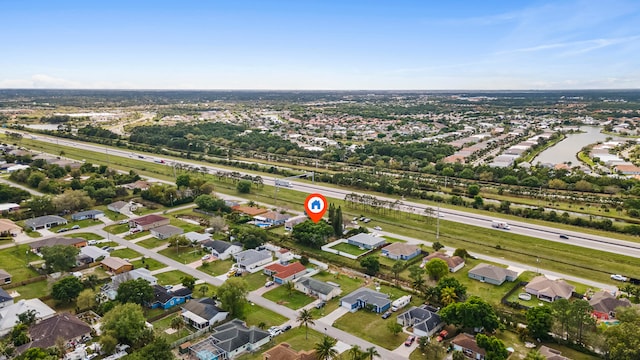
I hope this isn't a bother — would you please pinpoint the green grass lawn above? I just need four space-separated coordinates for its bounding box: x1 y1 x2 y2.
11 280 49 301
136 237 167 249
0 245 42 282
169 218 203 233
333 309 406 350
49 219 98 232
312 271 364 295
155 270 194 286
242 271 270 291
152 314 193 343
383 236 407 243
25 230 41 238
309 297 341 319
124 231 150 240
263 286 315 310
159 246 205 264
236 327 325 360
109 248 142 260
104 223 129 234
192 283 218 298
197 259 234 277
131 257 166 271
65 232 103 241
242 302 288 328
331 242 370 257
94 205 129 221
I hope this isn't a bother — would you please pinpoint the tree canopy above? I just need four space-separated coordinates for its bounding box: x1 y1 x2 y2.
51 276 84 303
41 245 79 273
116 278 154 305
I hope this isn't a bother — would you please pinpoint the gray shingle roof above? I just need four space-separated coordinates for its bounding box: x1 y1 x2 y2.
210 319 270 352
182 298 226 320
348 233 386 247
342 288 390 308
24 215 67 229
398 305 443 334
297 277 338 296
234 249 271 267
468 263 517 281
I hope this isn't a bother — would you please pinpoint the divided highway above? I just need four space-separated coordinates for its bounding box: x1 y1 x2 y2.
14 131 640 259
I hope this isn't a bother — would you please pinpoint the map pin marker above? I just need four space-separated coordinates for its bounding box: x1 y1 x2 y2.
304 193 327 223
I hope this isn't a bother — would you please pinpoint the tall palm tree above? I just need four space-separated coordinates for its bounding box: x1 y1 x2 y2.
348 345 364 360
284 281 294 296
364 346 380 360
314 336 338 360
296 309 315 340
440 286 458 306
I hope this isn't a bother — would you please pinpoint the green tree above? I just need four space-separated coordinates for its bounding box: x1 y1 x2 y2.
292 220 334 248
176 174 190 189
51 276 84 303
77 289 97 311
216 277 248 318
551 298 571 340
440 296 499 332
391 261 404 283
524 350 546 360
170 316 185 332
364 347 380 360
101 303 147 345
297 308 315 340
314 336 338 360
432 241 444 251
347 345 364 360
525 305 553 340
199 284 209 297
236 226 268 249
568 299 594 344
452 350 466 360
409 265 426 291
425 258 449 281
99 333 118 355
17 309 38 326
605 307 640 360
116 278 154 305
41 245 79 272
360 256 380 276
236 180 252 194
453 248 469 258
10 324 30 346
434 277 467 304
440 286 459 306
181 275 196 291
126 337 176 360
467 184 480 197
332 206 343 237
476 334 508 360
387 321 403 336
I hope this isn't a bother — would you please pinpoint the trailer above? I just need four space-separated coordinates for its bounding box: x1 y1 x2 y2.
391 295 412 312
491 220 510 230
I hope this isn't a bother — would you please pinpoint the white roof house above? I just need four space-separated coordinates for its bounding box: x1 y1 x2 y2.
0 299 56 336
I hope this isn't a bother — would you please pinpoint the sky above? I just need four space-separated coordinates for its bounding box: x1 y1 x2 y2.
1 0 639 90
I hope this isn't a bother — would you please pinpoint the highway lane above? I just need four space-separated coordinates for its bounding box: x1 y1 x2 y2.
13 131 640 259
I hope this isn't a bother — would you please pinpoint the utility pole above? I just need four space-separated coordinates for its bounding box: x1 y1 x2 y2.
436 205 440 240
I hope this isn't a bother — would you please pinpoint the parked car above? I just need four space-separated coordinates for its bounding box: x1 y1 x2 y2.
71 225 80 230
56 228 69 233
404 335 416 346
381 311 392 319
130 228 141 234
105 247 114 252
436 330 449 342
164 285 173 290
611 274 628 282
559 234 569 239
281 324 292 332
201 254 211 261
87 240 98 246
268 326 282 336
227 269 237 277
265 281 275 288
374 226 382 231
363 218 371 223
101 246 110 250
315 300 326 309
119 219 129 224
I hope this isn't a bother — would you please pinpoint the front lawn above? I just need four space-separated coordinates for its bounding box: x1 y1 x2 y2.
333 309 406 350
236 327 325 360
50 218 98 231
263 286 315 310
242 302 288 328
0 245 41 282
169 218 203 233
104 223 129 234
242 271 269 291
109 248 142 260
159 246 204 264
198 259 234 276
124 231 150 240
331 242 370 257
155 270 194 286
136 237 167 249
131 257 166 271
65 232 103 241
312 271 364 295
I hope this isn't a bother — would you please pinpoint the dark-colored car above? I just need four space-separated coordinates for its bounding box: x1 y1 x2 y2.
381 311 392 319
281 325 292 332
559 234 569 239
315 301 326 309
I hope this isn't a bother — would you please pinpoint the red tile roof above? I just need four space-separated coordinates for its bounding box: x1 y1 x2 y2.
265 262 306 280
132 214 167 226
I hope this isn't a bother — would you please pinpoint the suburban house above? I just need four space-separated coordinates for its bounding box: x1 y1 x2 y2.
451 333 486 360
78 246 110 263
149 285 192 310
15 313 91 355
341 288 391 313
538 345 569 360
0 299 56 336
424 252 465 273
123 180 151 191
276 248 294 262
24 215 67 231
0 218 22 236
231 205 268 216
107 201 131 214
189 319 271 360
0 269 11 285
263 262 308 284
381 243 421 260
294 277 342 301
615 164 640 175
150 224 184 240
263 343 316 360
129 214 169 231
201 239 243 260
101 257 133 274
0 287 13 309
397 305 444 338
588 291 631 320
71 209 105 221
468 263 518 285
254 211 291 226
184 231 211 243
29 237 87 254
102 268 159 300
181 297 229 330
346 233 386 250
525 276 575 302
284 215 307 231
234 249 272 272
0 203 20 212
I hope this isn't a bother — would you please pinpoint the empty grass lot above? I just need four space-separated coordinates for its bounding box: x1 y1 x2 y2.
330 242 370 257
334 309 406 350
312 271 364 295
169 218 202 232
198 259 234 276
159 246 204 264
155 270 193 286
136 237 167 249
242 302 287 328
241 271 270 291
104 223 129 235
123 231 150 240
65 232 103 241
131 257 166 271
11 280 49 301
236 327 325 360
109 248 142 260
262 286 315 310
0 245 41 282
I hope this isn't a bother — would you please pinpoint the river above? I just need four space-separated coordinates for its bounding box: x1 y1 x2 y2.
533 126 609 165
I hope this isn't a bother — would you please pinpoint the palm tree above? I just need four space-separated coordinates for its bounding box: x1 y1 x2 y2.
284 281 294 296
297 309 315 340
314 336 338 360
170 316 185 333
199 284 209 297
348 345 364 360
440 286 458 306
257 322 267 330
364 347 380 360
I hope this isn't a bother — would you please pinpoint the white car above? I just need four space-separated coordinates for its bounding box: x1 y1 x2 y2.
87 240 98 246
374 226 382 231
201 254 211 261
268 326 282 336
611 274 627 282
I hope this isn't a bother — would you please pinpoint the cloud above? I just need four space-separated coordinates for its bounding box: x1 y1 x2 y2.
496 35 640 56
0 74 80 88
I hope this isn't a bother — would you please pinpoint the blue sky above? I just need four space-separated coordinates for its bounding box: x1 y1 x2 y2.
1 0 639 90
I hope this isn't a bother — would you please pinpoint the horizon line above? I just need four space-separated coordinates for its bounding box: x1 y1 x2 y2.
1 88 639 92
